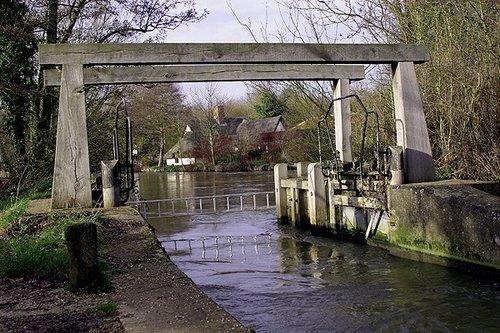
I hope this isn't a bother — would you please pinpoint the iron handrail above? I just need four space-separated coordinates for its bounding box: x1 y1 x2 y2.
317 93 382 181
127 191 274 204
127 191 275 217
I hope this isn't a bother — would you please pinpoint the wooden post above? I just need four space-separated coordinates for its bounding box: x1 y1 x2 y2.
274 163 288 223
51 63 92 209
333 79 353 164
308 163 327 227
65 223 100 292
101 160 121 207
391 62 435 183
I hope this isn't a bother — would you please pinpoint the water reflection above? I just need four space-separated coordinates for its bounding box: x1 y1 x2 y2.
143 172 500 333
163 234 274 263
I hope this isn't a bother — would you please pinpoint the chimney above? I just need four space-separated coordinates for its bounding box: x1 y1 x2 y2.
213 105 225 124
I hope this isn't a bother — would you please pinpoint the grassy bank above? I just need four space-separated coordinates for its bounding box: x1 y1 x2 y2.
0 179 114 289
0 201 97 279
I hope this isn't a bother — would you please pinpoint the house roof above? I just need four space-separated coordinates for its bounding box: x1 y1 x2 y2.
165 115 285 157
217 117 246 136
165 131 196 158
236 116 284 136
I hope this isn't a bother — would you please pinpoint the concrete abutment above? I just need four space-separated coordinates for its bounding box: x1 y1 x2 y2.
275 163 500 273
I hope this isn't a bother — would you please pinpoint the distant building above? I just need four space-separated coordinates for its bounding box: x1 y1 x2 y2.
164 105 286 165
164 125 199 166
214 105 285 137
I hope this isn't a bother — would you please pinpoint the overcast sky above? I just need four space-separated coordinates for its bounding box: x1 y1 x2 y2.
163 0 284 100
165 0 282 42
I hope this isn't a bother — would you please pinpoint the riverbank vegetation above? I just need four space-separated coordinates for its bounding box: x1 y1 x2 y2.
237 0 499 180
0 209 77 279
0 179 112 288
0 201 119 303
0 195 124 331
0 0 207 196
0 195 87 280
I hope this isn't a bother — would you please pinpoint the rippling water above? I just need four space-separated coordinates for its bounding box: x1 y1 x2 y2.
140 172 500 333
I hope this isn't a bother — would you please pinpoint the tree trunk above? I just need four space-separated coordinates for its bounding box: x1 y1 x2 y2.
158 135 164 167
209 128 216 165
46 0 58 43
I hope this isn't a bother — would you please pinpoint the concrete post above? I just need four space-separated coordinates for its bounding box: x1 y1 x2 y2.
51 63 92 209
289 187 298 226
327 178 337 229
388 146 404 185
391 62 435 183
308 163 327 227
65 223 100 292
296 162 309 178
101 160 121 208
333 79 352 164
294 162 309 226
274 163 288 223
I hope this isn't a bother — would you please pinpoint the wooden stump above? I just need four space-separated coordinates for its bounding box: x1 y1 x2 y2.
65 222 100 292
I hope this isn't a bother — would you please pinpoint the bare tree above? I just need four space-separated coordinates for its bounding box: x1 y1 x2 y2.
190 84 227 166
129 84 191 168
25 0 208 43
0 0 208 188
239 0 500 180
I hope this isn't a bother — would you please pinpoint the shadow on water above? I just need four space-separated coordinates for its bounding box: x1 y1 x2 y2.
143 172 500 333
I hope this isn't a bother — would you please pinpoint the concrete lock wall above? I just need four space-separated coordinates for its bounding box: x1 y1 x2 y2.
387 181 500 268
275 163 500 272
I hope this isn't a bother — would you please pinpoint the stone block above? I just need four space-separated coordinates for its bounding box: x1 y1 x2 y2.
387 182 500 268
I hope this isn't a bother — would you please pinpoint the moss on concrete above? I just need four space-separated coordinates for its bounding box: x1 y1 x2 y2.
370 231 389 242
387 181 500 271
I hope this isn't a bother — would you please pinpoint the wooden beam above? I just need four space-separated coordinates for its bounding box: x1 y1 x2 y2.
51 64 92 209
333 79 353 163
391 62 435 183
44 64 365 86
39 43 430 65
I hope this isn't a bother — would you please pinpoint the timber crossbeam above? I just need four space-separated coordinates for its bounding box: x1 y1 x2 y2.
43 64 366 86
39 43 429 65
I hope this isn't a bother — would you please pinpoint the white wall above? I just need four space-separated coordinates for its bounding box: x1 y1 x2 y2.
165 158 196 166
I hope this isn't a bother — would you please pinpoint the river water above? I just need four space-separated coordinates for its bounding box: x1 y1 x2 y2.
139 172 500 333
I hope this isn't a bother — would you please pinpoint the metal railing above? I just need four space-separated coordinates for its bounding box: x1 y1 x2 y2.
127 191 275 218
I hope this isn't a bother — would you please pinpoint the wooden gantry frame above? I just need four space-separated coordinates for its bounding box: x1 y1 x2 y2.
39 43 434 209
